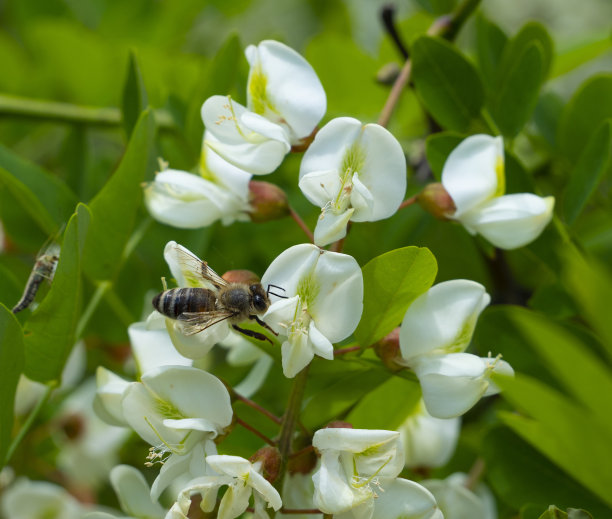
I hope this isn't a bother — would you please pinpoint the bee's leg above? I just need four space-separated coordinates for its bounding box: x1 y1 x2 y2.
232 324 273 344
249 315 278 336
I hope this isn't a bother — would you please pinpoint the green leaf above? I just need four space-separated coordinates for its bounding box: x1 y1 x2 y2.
538 507 567 519
24 204 90 383
490 41 545 137
484 427 611 517
122 51 149 139
425 131 465 180
0 304 24 466
557 74 612 166
562 119 612 225
82 110 156 281
475 14 508 88
551 32 612 79
354 247 437 347
185 34 243 158
346 376 420 430
411 36 485 132
0 143 78 235
413 0 456 15
508 22 554 79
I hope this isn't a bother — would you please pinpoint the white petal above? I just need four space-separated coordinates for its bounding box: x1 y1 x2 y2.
483 357 514 396
422 473 496 519
349 172 375 217
93 366 130 426
313 428 400 455
373 478 442 519
0 478 83 519
298 169 343 208
110 465 165 519
399 402 461 468
261 244 322 300
349 124 406 222
248 470 282 511
128 321 192 375
313 208 354 247
308 250 363 343
460 194 554 250
281 336 314 379
202 145 252 201
312 451 358 514
399 280 490 362
141 366 233 434
413 353 490 419
206 455 252 478
218 481 252 519
144 169 226 228
441 134 504 217
308 321 334 360
246 40 326 141
262 295 300 336
167 317 230 359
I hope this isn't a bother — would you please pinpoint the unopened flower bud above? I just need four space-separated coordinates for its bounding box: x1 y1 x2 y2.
222 269 260 285
248 181 290 223
250 446 281 483
287 437 318 475
417 182 456 220
376 62 401 85
373 327 404 372
325 421 353 429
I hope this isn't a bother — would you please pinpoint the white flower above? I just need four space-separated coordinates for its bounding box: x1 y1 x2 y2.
202 96 291 175
261 244 363 378
398 280 513 418
94 367 131 426
398 400 461 469
245 40 326 144
144 148 251 229
168 455 282 519
311 428 404 517
412 353 514 419
441 134 554 250
298 117 406 246
422 472 497 519
399 280 490 363
121 365 232 456
0 478 86 519
109 465 166 519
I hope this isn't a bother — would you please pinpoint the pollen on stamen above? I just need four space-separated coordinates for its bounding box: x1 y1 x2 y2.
145 444 173 467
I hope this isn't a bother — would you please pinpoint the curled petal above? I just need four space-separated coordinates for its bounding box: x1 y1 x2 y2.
166 318 230 360
459 193 555 250
110 465 166 519
313 208 354 247
373 478 443 519
298 169 342 208
94 367 130 427
246 40 326 141
281 336 315 379
441 134 504 217
308 321 334 360
399 280 490 362
313 451 361 514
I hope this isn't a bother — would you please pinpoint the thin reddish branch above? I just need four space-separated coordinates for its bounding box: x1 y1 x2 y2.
235 417 276 446
289 205 314 243
233 392 282 424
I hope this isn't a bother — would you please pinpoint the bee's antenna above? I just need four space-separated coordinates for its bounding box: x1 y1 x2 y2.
161 277 168 291
267 284 288 299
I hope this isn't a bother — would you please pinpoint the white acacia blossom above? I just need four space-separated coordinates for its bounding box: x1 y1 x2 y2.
121 365 232 457
399 280 513 418
312 428 441 519
299 117 407 246
441 134 554 249
144 147 251 229
261 244 363 378
166 455 282 519
398 400 461 469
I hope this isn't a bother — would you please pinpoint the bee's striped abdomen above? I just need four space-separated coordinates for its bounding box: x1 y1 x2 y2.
152 287 216 319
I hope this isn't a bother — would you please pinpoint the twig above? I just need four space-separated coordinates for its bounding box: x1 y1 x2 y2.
381 5 409 59
334 345 362 356
235 417 276 446
399 195 418 210
232 392 282 424
464 457 486 490
289 206 314 243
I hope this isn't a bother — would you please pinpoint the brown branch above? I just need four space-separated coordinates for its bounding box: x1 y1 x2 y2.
289 205 314 243
235 417 276 446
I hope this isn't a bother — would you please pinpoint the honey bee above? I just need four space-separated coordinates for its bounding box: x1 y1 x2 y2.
12 243 61 314
152 244 285 343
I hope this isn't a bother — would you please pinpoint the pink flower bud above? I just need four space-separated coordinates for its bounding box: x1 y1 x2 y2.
248 181 290 223
417 182 456 220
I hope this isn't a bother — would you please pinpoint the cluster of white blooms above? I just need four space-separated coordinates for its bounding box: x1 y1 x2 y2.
398 280 514 418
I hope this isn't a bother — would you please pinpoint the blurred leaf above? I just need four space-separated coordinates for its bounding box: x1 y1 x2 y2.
0 265 22 310
557 74 612 166
475 13 508 88
355 247 437 347
347 375 420 429
122 51 149 139
551 32 612 79
185 33 243 159
562 119 612 225
82 110 155 280
425 131 464 180
508 22 554 79
490 41 545 137
496 373 612 508
528 283 577 319
413 0 456 15
412 36 485 132
484 427 611 517
0 143 78 235
23 204 90 383
0 304 24 467
533 91 564 149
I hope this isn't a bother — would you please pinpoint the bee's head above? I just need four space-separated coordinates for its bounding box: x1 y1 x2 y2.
249 283 270 314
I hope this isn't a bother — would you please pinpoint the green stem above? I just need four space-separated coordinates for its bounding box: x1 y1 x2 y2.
444 0 483 41
275 364 311 491
5 382 57 465
0 93 175 129
76 280 110 339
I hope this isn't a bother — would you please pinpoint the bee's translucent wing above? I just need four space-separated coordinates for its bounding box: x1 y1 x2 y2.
167 243 228 290
176 310 234 336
